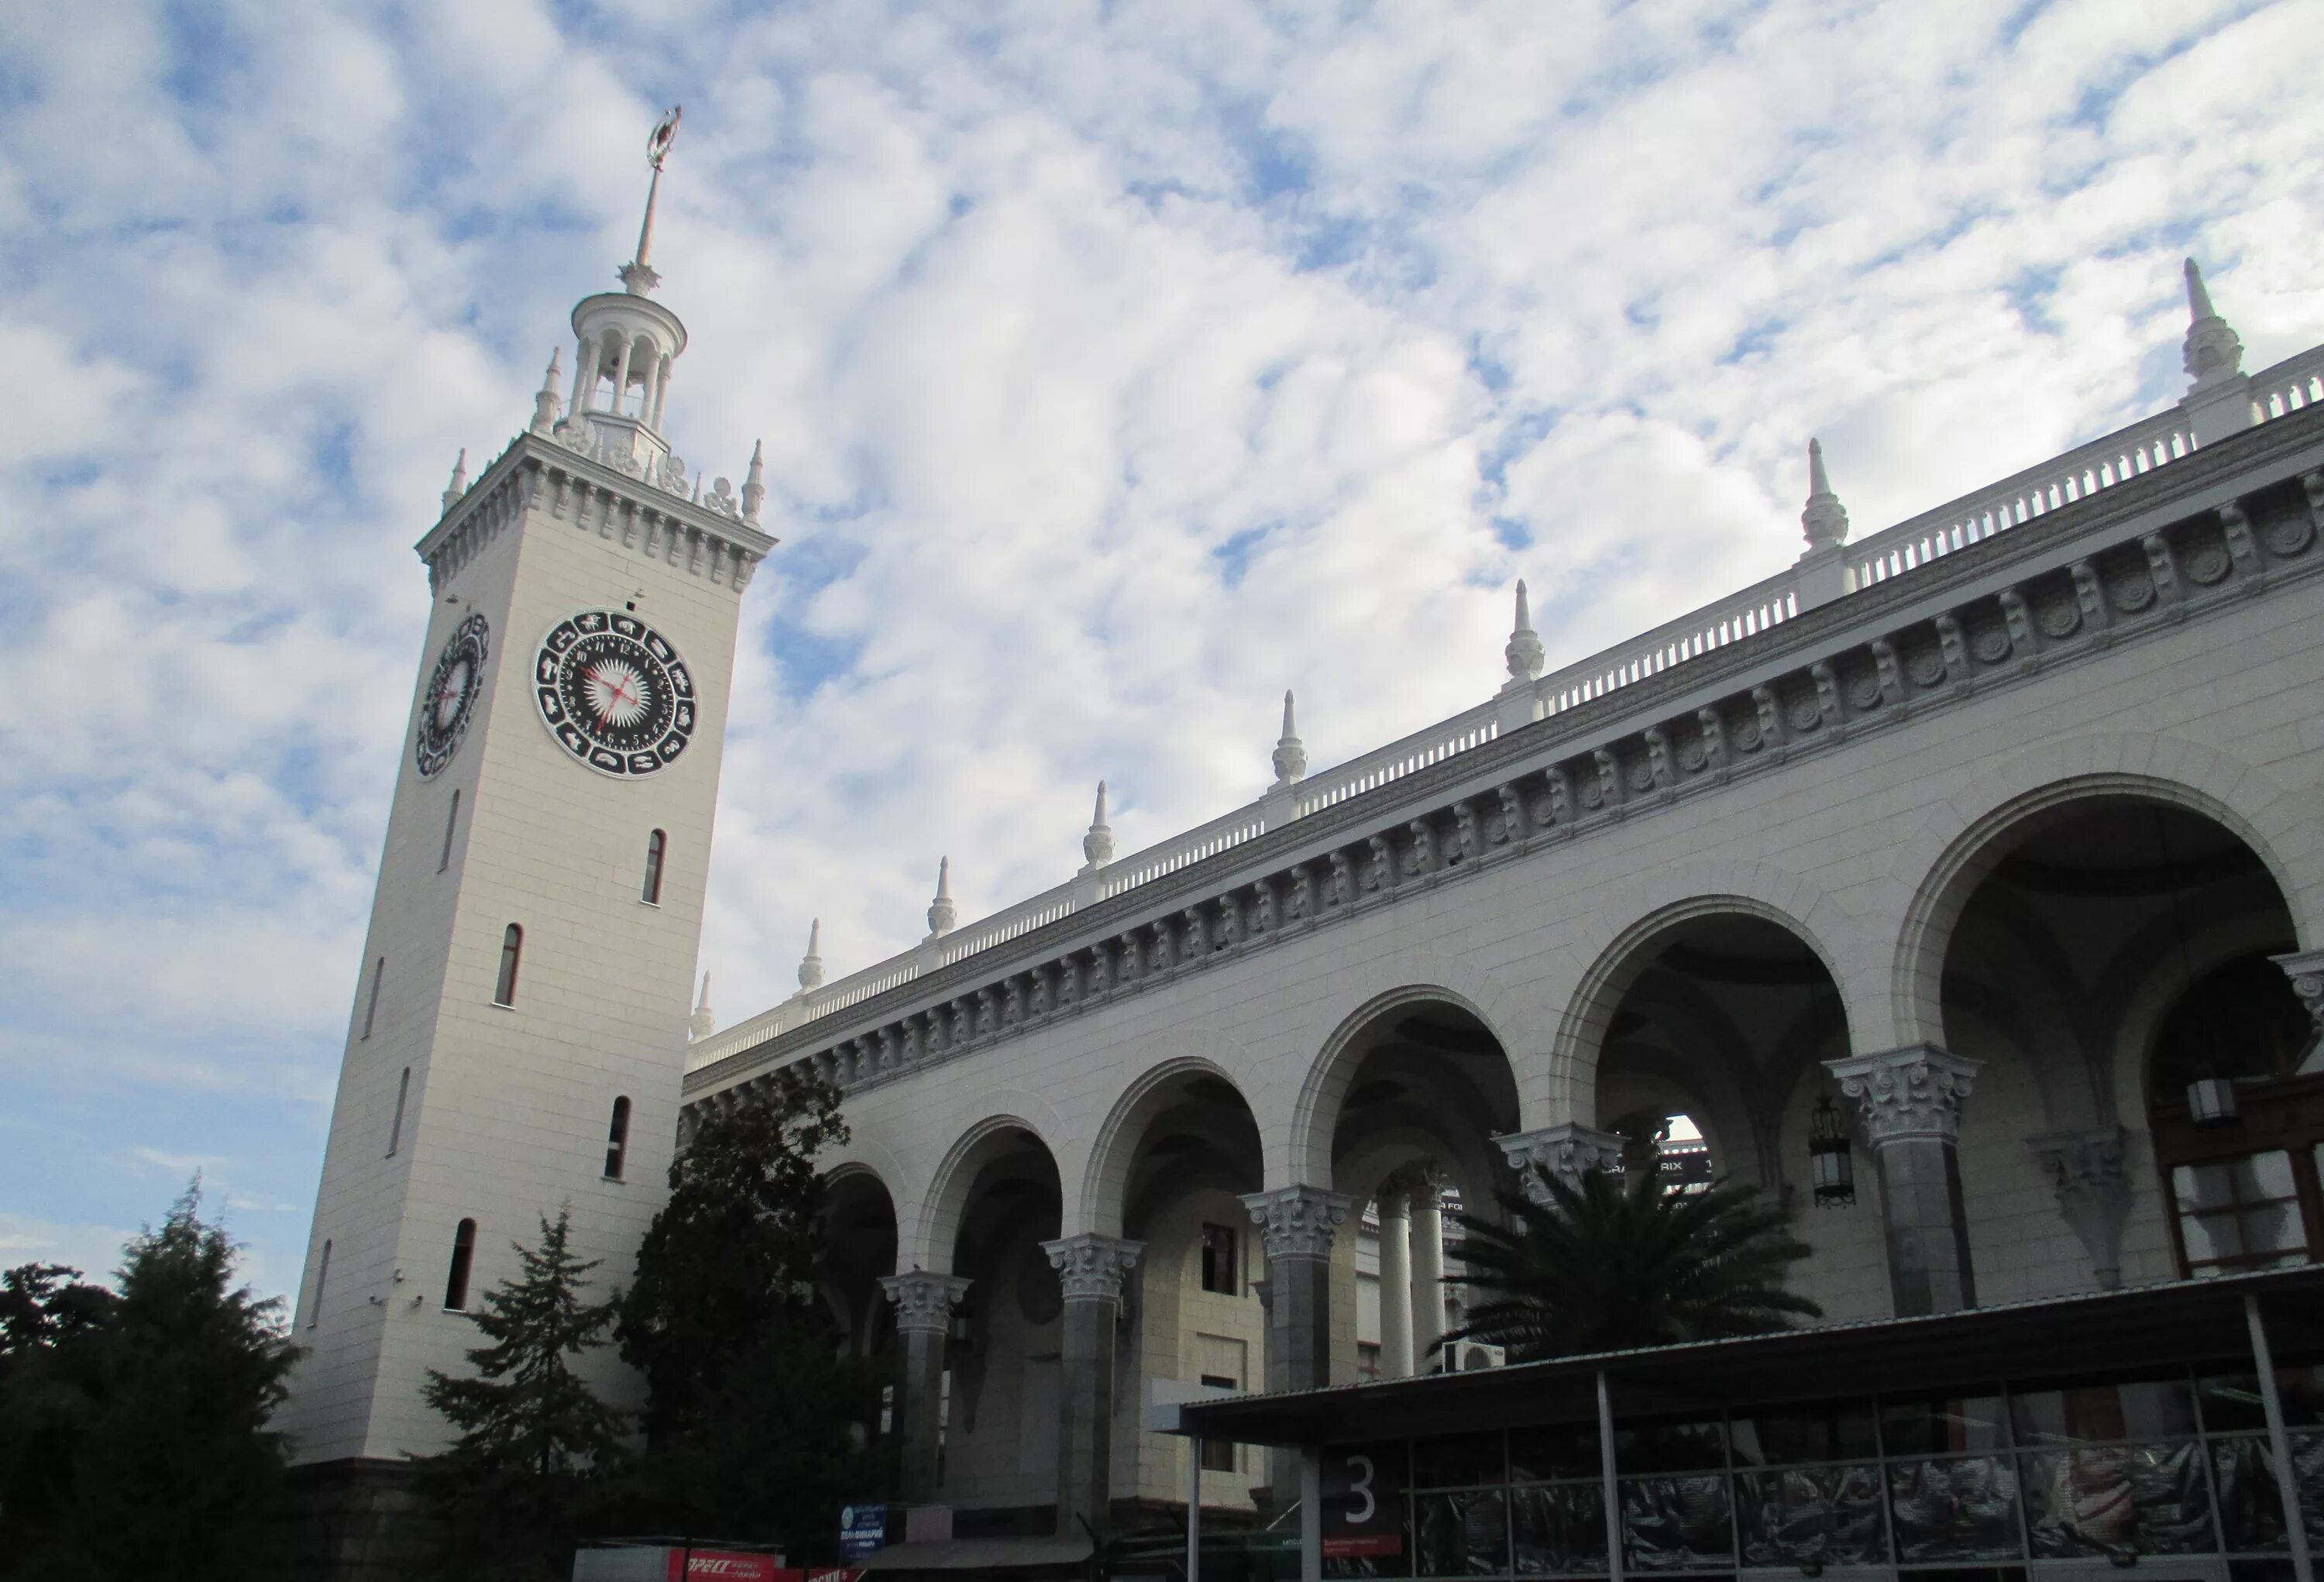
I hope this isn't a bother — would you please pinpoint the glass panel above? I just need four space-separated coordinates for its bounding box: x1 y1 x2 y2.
2212 1436 2289 1553
1510 1423 1600 1483
1731 1401 1878 1467
1886 1454 2024 1561
1735 1463 1886 1567
1620 1474 1734 1570
2182 1212 2245 1264
1882 1395 2009 1456
2239 1202 2308 1254
1511 1481 1607 1575
2299 1431 2324 1553
2020 1440 2216 1556
1414 1488 1509 1577
2010 1378 2200 1446
2174 1164 2235 1213
1617 1418 1726 1474
2202 1367 2324 1432
1414 1432 1506 1489
2235 1151 2298 1199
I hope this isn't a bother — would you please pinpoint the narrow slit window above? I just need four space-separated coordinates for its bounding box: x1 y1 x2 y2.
604 1095 631 1179
641 830 666 905
438 789 459 873
361 957 384 1040
494 925 522 1006
310 1240 332 1329
387 1067 410 1157
444 1219 476 1310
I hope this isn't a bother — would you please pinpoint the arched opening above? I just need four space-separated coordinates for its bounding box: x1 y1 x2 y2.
494 924 522 1006
641 830 666 905
821 1168 900 1363
444 1218 477 1312
603 1096 632 1180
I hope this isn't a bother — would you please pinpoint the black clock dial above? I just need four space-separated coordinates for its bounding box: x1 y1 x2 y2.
533 610 696 778
415 612 490 779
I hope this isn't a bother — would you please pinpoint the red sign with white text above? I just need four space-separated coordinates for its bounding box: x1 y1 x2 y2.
665 1554 779 1582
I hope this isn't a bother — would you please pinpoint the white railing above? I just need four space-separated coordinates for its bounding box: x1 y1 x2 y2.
689 347 2324 1078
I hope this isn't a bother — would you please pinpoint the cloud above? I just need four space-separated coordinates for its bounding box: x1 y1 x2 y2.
3 0 2322 1303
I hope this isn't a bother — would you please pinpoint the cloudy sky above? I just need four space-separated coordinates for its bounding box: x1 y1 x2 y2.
3 0 2320 1303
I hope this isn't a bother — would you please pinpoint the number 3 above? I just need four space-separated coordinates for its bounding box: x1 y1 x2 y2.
1346 1453 1376 1523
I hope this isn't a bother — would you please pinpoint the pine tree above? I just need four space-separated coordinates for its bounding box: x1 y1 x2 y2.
1442 1168 1823 1361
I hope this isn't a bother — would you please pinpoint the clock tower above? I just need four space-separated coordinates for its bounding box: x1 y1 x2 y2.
280 114 772 1541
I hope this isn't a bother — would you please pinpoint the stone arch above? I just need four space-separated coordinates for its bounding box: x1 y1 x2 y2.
1071 1034 1261 1240
905 1095 1067 1272
822 1136 909 1204
1887 734 2321 1049
1551 859 1868 1126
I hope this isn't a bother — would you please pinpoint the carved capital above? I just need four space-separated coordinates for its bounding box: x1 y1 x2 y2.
2028 1125 2133 1288
880 1271 971 1335
2270 948 2324 1034
1497 1123 1625 1204
1826 1044 1980 1146
1240 1185 1353 1261
1041 1233 1144 1302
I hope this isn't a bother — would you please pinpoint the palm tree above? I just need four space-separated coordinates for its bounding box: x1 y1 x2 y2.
1437 1167 1822 1362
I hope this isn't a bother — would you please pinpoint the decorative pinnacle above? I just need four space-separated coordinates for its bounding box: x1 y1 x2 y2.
619 106 682 297
741 439 766 524
1800 437 1850 553
686 972 715 1040
927 858 957 938
1503 577 1545 689
1270 690 1308 790
2181 257 2243 390
440 449 468 513
1081 780 1116 874
531 349 564 435
797 918 825 992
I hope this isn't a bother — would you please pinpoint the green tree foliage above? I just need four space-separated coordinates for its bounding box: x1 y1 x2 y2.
617 1065 888 1554
1442 1168 1823 1361
0 1185 299 1581
421 1206 627 1577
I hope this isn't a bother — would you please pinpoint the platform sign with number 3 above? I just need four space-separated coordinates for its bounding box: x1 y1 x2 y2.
1321 1441 1409 1576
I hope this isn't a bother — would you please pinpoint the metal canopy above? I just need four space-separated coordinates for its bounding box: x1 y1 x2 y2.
1173 1265 2324 1448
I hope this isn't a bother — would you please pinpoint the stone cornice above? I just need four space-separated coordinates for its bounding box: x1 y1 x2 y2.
685 404 2324 1109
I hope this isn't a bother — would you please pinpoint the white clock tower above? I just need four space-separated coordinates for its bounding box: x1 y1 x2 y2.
280 114 772 1532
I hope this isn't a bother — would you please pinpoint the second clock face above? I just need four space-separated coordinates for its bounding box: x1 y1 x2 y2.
534 610 696 777
415 612 490 779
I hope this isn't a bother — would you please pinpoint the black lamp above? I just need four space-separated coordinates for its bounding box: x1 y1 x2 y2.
1809 1094 1855 1207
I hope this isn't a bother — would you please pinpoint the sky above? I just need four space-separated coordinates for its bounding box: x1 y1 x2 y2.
2 0 2321 1306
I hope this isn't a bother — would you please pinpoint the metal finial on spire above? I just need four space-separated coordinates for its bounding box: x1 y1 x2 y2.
441 449 468 513
1800 437 1850 553
620 106 682 297
798 918 826 992
687 972 715 1040
1504 578 1545 690
1271 690 1308 789
927 858 958 939
531 349 564 435
1081 780 1116 874
2181 256 2244 391
741 439 766 524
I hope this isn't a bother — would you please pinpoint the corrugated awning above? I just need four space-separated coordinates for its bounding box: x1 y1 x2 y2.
1171 1264 2324 1447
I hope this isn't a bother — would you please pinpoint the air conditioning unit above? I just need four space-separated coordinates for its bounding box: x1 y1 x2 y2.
1448 1342 1506 1372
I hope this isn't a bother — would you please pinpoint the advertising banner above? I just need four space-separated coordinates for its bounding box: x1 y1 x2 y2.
665 1553 780 1582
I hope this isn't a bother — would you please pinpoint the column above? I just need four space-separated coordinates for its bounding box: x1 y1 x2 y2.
880 1271 971 1501
1375 1189 1414 1379
648 353 673 430
1042 1234 1143 1539
1496 1123 1626 1205
608 335 634 420
1408 1176 1448 1373
1826 1045 1982 1315
2029 1126 2132 1289
1243 1185 1351 1396
566 331 596 422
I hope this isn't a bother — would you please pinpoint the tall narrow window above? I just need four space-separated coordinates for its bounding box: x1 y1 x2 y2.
444 1219 476 1310
438 789 459 873
387 1067 411 1157
310 1240 332 1329
641 830 666 905
360 957 384 1040
1199 1223 1238 1295
604 1096 632 1180
494 925 522 1006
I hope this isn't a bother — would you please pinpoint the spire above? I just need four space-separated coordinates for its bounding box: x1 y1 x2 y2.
1081 781 1116 874
686 972 715 1040
797 918 825 992
618 107 682 297
1799 438 1850 554
531 349 564 435
927 858 957 939
1270 690 1308 789
2181 256 2244 392
741 439 766 524
1503 578 1545 690
440 449 468 514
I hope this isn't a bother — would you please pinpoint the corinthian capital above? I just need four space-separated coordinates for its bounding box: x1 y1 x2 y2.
2271 949 2324 1035
2028 1125 2133 1288
1496 1123 1625 1205
1240 1185 1353 1260
1825 1044 1981 1145
1042 1234 1143 1302
879 1271 971 1335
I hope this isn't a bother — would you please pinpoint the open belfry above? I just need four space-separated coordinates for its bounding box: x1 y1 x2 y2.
287 112 2324 1578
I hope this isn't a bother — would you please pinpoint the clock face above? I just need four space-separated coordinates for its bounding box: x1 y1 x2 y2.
415 612 490 779
533 610 696 778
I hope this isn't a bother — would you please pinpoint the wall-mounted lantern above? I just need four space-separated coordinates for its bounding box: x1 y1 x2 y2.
1809 1094 1855 1208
